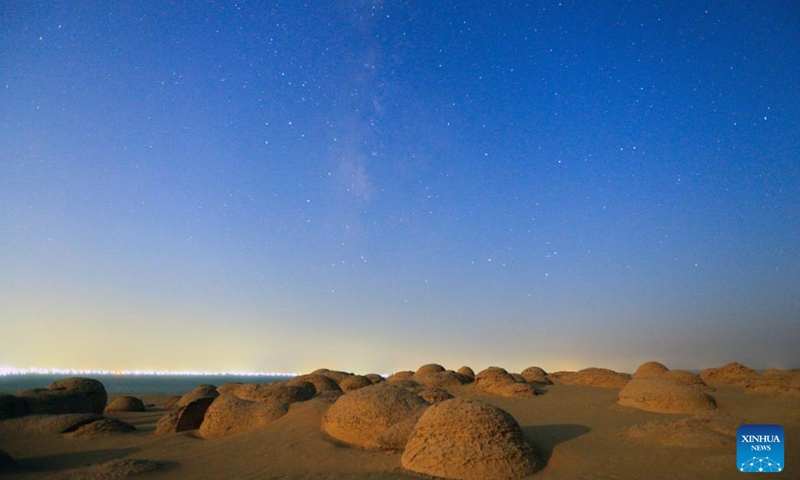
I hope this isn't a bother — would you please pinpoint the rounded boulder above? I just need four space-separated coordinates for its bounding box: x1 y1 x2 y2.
618 377 717 414
633 361 670 378
105 396 146 413
48 377 107 414
199 394 288 438
402 398 538 480
322 384 428 451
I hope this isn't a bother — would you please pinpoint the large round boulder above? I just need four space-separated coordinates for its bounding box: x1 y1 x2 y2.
416 364 446 375
456 366 475 382
199 394 288 438
230 382 313 404
311 368 354 384
473 367 537 398
176 385 219 407
520 366 551 384
699 363 758 387
339 375 373 392
413 370 469 389
387 371 415 382
402 398 538 480
48 378 107 414
321 384 428 451
291 374 342 394
618 377 717 414
633 361 669 378
16 389 94 415
105 396 146 413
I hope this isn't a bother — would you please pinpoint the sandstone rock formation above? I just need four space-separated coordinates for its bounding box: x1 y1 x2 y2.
155 397 215 435
551 368 631 388
199 394 288 438
633 361 669 378
15 389 94 415
520 366 551 384
321 384 428 451
456 366 475 382
105 396 146 413
700 363 758 387
402 398 538 480
339 375 373 392
618 377 717 414
473 367 537 398
387 371 415 382
176 384 219 407
48 377 108 414
291 374 343 394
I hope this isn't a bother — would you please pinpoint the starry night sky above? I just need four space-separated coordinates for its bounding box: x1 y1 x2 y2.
1 1 799 374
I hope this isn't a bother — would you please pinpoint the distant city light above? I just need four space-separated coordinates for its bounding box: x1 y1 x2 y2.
0 366 298 377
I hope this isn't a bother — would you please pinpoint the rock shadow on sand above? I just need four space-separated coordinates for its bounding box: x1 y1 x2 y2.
521 424 591 462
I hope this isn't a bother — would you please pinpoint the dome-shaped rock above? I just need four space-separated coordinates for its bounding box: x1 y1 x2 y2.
416 363 446 375
699 363 758 387
16 389 94 415
292 374 343 394
633 361 669 378
618 377 717 414
387 371 415 382
199 394 288 438
233 382 313 404
176 384 219 407
474 367 537 398
322 384 428 451
105 396 146 413
664 370 709 389
365 373 385 384
402 398 538 480
413 370 468 389
311 369 354 384
340 375 373 392
520 366 551 384
48 377 107 414
456 366 475 382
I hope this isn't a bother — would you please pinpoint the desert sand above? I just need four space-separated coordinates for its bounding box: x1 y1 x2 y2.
1 362 798 479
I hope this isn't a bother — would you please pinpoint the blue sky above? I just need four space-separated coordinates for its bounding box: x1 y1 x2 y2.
1 1 798 374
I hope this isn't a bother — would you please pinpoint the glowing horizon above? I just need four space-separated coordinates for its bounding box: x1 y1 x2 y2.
0 366 299 377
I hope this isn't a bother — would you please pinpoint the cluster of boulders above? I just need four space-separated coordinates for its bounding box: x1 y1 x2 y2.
0 377 140 437
147 364 546 480
319 379 540 480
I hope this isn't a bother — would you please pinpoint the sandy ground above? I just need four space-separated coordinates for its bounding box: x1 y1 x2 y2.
1 383 798 479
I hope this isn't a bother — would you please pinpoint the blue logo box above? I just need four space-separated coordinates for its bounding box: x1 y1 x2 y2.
737 424 784 473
